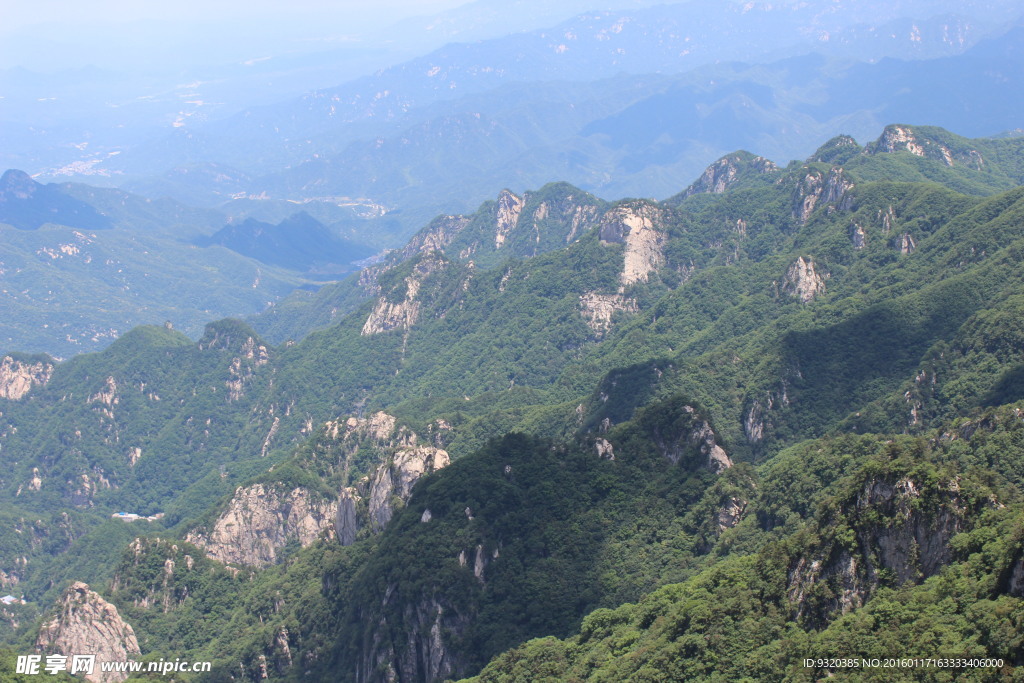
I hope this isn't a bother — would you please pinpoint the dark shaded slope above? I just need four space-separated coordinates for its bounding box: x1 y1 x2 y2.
197 212 376 277
0 169 112 231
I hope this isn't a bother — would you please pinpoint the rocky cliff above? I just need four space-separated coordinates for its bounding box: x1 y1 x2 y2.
0 355 54 400
361 253 448 335
677 152 777 199
782 256 827 303
35 582 140 683
354 596 469 683
865 124 985 169
337 443 449 545
526 187 602 247
787 472 989 624
644 403 733 474
225 336 270 402
578 291 638 336
492 190 525 249
398 185 603 265
598 201 667 287
400 214 472 260
792 166 854 224
185 484 337 568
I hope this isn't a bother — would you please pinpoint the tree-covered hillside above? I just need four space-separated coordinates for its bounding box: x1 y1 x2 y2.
3 124 1024 681
0 172 321 357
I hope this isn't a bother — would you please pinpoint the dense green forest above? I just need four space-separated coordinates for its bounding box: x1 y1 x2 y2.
2 124 1024 681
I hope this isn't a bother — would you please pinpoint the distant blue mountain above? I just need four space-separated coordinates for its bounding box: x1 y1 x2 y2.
109 0 1023 179
0 170 113 231
197 212 376 277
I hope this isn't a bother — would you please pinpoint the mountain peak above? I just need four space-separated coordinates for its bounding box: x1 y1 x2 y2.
863 124 984 169
0 169 40 201
810 135 861 164
669 151 778 204
198 319 267 353
199 212 373 276
0 169 113 231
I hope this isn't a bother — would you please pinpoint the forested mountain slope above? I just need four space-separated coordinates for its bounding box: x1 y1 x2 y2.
2 124 1024 680
0 171 347 357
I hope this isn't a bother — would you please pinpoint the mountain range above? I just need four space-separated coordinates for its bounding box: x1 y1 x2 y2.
7 1 1024 246
0 169 385 357
1 123 1024 680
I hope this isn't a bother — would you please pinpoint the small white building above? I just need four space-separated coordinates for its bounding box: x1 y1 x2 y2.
112 512 142 521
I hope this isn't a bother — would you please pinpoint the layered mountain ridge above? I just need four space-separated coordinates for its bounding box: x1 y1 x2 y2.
0 173 384 357
1 123 1024 679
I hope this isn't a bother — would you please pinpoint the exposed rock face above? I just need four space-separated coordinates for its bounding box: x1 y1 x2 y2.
783 256 827 303
744 400 766 444
367 447 450 531
185 484 337 567
225 336 270 402
89 376 119 408
361 253 446 335
650 405 732 473
530 193 602 245
0 355 54 400
493 190 525 249
594 438 615 460
356 263 387 298
896 232 916 255
879 204 897 234
865 125 985 170
270 626 293 675
700 429 733 474
400 215 471 260
874 125 928 157
598 201 666 286
70 470 113 507
472 544 487 583
29 466 43 491
324 412 421 539
792 167 854 223
855 477 968 581
788 475 980 622
851 223 867 249
578 291 638 335
337 487 360 546
744 385 791 445
680 153 777 198
331 412 451 546
356 597 468 683
788 550 865 618
716 496 747 532
395 187 601 267
338 444 449 545
36 582 140 683
1007 553 1024 598
326 410 405 446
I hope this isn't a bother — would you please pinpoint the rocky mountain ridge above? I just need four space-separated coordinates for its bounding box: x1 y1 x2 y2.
0 354 53 400
3 123 1024 680
184 484 338 568
35 582 139 683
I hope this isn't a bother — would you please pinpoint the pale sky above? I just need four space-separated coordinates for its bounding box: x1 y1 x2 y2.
0 0 476 71
3 0 467 32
